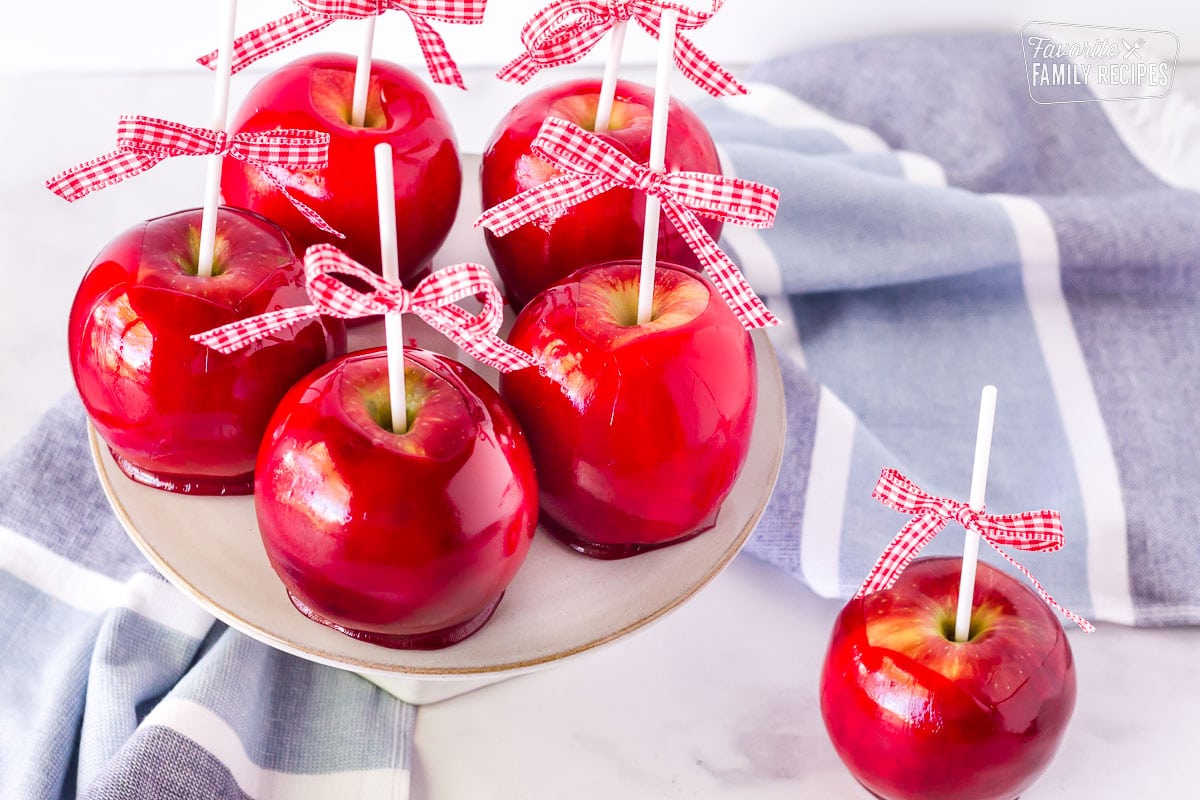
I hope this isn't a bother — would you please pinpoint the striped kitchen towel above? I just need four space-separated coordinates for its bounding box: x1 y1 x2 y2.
0 397 415 798
1 31 1197 800
721 32 1200 626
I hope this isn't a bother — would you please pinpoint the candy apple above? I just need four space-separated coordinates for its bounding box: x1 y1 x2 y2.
69 207 346 495
499 260 755 558
480 79 723 310
820 556 1077 800
256 347 538 649
221 53 461 283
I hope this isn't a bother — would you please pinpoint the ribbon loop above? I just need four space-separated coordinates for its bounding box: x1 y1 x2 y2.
45 115 341 237
856 468 1095 633
192 245 537 374
496 0 746 97
475 117 779 330
197 1 485 88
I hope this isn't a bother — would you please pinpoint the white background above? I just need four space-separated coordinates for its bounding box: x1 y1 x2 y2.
3 3 1200 799
2 0 1197 75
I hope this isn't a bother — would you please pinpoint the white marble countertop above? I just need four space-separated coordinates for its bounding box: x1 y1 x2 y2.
3 68 1199 799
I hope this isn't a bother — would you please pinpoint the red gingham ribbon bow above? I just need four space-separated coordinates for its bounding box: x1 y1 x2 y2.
857 468 1095 632
198 0 486 89
475 117 779 329
192 244 537 373
497 0 746 97
44 115 340 236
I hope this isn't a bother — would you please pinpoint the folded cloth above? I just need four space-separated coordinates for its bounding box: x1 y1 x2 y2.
0 398 414 799
720 33 1200 626
2 30 1198 800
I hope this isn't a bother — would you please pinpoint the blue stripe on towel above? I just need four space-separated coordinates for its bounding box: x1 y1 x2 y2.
1047 191 1200 623
171 632 410 773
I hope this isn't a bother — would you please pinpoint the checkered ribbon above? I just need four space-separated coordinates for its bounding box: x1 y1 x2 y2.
197 0 486 89
496 0 746 97
475 117 778 329
192 244 537 373
856 468 1095 632
44 115 341 236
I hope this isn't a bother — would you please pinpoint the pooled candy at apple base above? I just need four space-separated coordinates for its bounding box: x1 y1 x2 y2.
254 347 538 649
499 260 757 559
819 470 1094 800
193 246 539 648
45 112 347 495
481 115 781 558
67 207 346 496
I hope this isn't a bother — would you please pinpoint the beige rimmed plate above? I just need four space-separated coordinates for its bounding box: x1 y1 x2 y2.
89 330 784 691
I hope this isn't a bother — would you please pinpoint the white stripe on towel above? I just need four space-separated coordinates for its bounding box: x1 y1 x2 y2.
726 82 890 153
144 698 413 800
994 194 1136 625
0 524 213 639
727 82 949 188
716 144 807 370
800 387 856 598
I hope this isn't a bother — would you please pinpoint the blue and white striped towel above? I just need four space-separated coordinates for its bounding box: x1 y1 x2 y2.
723 33 1200 628
2 32 1198 798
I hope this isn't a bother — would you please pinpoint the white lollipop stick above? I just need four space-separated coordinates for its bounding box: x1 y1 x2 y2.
593 20 628 132
197 0 238 279
954 385 998 642
636 8 678 325
375 143 407 434
351 15 377 127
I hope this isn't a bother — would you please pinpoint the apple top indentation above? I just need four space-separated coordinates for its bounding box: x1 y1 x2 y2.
573 262 710 340
862 557 1072 717
331 349 477 462
310 65 391 131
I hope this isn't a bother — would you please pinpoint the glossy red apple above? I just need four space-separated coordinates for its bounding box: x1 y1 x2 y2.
500 260 755 558
480 79 722 310
69 207 346 495
256 347 538 649
820 556 1077 800
221 53 461 283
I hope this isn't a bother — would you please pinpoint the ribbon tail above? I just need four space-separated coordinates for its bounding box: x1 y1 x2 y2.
405 14 466 89
980 536 1096 633
457 335 540 373
475 174 617 236
197 12 332 75
190 305 322 354
672 34 747 97
855 514 948 598
417 306 539 373
45 151 162 202
495 52 545 85
658 200 778 329
248 160 345 238
447 325 540 373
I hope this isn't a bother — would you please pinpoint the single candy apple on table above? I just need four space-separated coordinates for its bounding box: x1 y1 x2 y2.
221 53 461 282
480 79 723 309
255 347 539 649
68 207 346 495
819 556 1077 800
500 260 756 558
